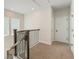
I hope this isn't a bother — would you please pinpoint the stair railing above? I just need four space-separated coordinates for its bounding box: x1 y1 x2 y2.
7 29 40 59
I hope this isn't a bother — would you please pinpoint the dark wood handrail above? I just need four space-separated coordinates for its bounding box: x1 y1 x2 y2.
17 29 40 32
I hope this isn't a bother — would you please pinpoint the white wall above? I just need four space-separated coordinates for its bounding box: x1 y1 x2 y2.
51 7 55 42
39 7 52 45
24 7 53 45
24 11 40 47
54 8 70 17
24 11 40 30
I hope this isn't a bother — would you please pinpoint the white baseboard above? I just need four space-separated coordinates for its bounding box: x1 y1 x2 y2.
39 41 51 45
71 46 74 54
30 41 39 48
30 41 52 48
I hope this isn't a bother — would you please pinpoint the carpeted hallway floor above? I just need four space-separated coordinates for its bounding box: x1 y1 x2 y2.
30 42 74 59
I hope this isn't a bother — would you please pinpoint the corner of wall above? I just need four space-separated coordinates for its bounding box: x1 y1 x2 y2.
39 40 52 45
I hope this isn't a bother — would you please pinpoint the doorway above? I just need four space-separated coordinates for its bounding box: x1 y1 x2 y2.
54 16 70 43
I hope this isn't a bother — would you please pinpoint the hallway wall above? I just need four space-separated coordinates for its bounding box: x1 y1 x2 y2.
39 7 53 45
24 11 40 47
24 7 54 45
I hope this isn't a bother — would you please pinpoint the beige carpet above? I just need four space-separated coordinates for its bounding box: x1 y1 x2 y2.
30 42 74 59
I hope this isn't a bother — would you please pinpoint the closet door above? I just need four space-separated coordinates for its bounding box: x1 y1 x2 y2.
55 16 69 43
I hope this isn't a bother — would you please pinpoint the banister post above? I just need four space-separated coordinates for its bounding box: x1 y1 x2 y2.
25 31 30 59
27 31 30 59
14 29 17 56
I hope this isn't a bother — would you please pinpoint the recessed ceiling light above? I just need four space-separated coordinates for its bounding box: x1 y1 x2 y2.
32 8 34 10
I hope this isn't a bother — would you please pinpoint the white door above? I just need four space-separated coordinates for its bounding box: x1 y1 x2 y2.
55 16 69 43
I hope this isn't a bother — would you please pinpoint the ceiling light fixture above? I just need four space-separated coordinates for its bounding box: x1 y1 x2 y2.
32 8 34 10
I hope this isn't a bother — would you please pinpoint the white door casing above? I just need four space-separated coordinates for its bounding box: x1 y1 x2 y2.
70 15 74 44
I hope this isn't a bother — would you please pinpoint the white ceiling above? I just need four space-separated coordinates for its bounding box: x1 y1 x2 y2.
4 0 71 14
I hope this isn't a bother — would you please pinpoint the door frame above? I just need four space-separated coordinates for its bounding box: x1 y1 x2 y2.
54 16 70 44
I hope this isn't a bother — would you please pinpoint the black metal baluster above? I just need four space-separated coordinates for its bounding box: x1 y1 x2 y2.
14 29 17 56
